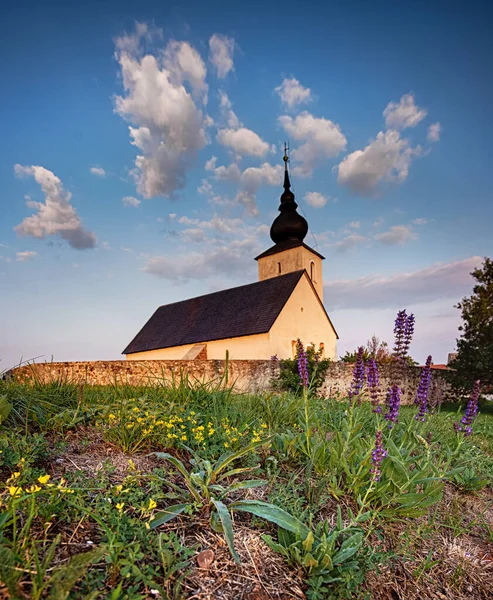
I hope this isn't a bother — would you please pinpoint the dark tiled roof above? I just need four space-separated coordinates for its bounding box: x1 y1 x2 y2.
255 239 325 261
123 271 305 355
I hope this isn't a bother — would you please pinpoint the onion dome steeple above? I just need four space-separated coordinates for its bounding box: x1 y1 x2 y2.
270 144 308 244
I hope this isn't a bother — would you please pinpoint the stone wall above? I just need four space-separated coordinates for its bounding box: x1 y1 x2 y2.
8 359 453 405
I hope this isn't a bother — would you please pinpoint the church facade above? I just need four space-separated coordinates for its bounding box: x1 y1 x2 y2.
123 154 338 361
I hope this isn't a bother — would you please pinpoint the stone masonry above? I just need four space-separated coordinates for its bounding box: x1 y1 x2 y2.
9 359 453 405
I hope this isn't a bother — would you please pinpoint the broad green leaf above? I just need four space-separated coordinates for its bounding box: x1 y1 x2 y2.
214 438 268 476
150 504 189 528
230 500 309 538
332 533 362 565
224 479 267 494
152 453 201 503
302 530 315 553
211 499 240 563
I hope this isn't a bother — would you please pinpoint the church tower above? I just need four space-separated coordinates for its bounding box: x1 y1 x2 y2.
255 146 325 301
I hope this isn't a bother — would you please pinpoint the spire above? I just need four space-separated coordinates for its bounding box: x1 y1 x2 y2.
269 145 308 244
283 142 291 190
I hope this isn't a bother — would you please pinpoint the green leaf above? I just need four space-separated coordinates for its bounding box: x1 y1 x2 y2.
332 533 362 565
0 396 12 425
151 453 201 503
211 499 240 563
214 438 268 476
230 500 309 538
150 504 189 528
47 547 104 600
224 479 267 494
302 530 315 553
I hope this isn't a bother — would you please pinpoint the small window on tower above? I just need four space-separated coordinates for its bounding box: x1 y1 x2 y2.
310 261 315 282
277 262 282 275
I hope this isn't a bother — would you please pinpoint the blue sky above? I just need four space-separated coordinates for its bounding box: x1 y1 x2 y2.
1 0 492 368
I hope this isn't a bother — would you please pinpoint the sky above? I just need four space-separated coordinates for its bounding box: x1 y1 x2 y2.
1 0 492 369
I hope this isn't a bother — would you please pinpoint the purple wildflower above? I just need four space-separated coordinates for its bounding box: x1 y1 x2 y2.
403 313 415 359
453 421 461 433
367 359 381 412
384 384 401 428
349 346 366 404
393 310 407 359
370 430 387 482
459 380 481 436
296 339 309 389
415 355 432 421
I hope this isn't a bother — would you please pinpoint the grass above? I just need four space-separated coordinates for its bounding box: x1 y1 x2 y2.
1 374 493 599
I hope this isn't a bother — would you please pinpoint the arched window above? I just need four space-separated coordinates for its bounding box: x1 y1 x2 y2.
277 262 282 275
310 261 315 282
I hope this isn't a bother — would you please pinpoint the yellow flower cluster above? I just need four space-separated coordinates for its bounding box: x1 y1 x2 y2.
2 470 74 501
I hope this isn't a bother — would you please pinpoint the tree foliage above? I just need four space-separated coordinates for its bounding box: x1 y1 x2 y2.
449 257 493 393
340 335 417 366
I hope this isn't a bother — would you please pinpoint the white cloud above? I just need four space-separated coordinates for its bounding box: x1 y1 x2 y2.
334 234 366 251
198 179 213 195
209 160 282 214
218 91 240 128
114 24 209 199
14 165 97 250
275 77 311 109
16 250 37 262
412 218 428 225
383 93 427 130
216 92 269 157
374 225 416 245
279 111 347 176
349 221 361 229
304 192 328 208
143 238 259 283
427 122 441 142
217 127 269 157
90 167 106 177
324 256 482 310
373 217 384 228
209 34 235 79
163 40 208 99
122 196 141 207
337 129 421 195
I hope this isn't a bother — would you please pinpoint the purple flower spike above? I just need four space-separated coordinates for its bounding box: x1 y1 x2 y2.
393 310 407 359
367 359 381 412
349 346 366 404
384 384 401 428
459 380 481 436
415 355 432 422
370 430 387 482
403 313 415 359
296 339 309 389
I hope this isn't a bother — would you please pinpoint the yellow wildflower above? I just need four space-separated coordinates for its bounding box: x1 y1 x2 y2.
145 522 150 530
148 498 157 510
9 486 22 497
116 502 124 511
27 485 41 493
38 474 50 485
115 484 123 494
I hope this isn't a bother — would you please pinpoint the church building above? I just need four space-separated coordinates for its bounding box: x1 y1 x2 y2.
123 152 338 361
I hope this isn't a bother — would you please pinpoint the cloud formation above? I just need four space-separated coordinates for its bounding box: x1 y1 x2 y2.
304 191 328 208
375 224 416 245
279 111 347 176
16 250 37 261
337 130 421 195
383 93 427 130
209 34 235 78
428 122 441 142
275 77 311 109
207 158 282 214
14 165 97 250
324 256 481 310
114 24 209 199
90 167 106 177
122 196 141 207
217 127 269 157
334 234 366 251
